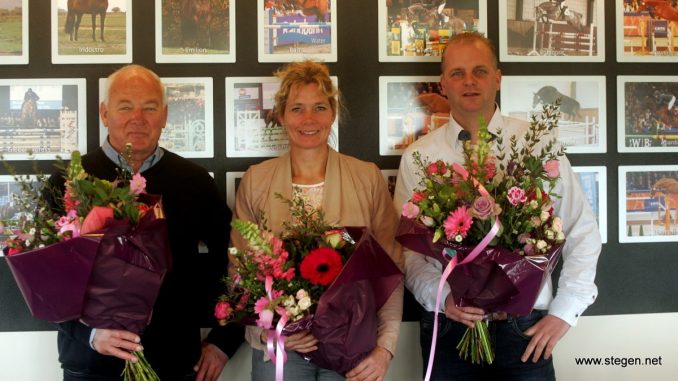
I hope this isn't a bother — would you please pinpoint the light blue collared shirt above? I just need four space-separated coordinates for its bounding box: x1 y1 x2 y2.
101 138 164 173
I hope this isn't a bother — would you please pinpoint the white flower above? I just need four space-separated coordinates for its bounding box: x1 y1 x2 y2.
298 296 312 311
420 215 435 227
556 231 565 241
529 200 539 209
454 235 463 243
296 289 309 300
551 217 563 232
530 216 542 227
283 295 295 307
536 240 548 252
545 230 555 240
286 306 300 318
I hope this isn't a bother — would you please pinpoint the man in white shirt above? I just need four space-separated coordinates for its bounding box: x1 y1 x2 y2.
394 32 601 380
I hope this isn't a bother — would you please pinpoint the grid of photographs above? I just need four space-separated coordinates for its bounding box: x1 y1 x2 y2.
379 76 449 156
51 0 133 64
0 0 28 65
225 76 339 158
573 166 608 243
617 0 678 62
0 79 87 160
499 0 605 62
98 77 214 158
619 165 678 243
500 75 607 154
258 0 337 62
155 0 236 63
617 76 678 153
378 0 487 62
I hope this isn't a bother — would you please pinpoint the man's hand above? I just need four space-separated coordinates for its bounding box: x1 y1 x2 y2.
91 328 141 362
264 330 318 353
345 346 392 381
194 342 228 381
444 294 485 329
521 314 570 363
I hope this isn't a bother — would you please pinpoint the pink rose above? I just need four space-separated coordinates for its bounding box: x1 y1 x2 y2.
507 186 527 206
471 195 495 220
130 173 147 195
426 161 448 176
214 301 232 320
544 160 560 178
401 201 420 219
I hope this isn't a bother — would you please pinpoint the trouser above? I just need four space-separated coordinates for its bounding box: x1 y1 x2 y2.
251 348 345 381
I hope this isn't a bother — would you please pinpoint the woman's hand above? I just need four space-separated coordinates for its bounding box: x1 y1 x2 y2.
345 346 392 381
261 329 318 353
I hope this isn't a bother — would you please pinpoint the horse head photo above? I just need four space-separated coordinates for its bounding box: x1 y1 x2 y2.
532 85 581 121
64 0 109 42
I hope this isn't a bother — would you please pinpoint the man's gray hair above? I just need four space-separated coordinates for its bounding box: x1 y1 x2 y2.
101 64 168 106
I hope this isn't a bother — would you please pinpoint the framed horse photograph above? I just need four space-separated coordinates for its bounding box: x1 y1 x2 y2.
50 0 132 64
499 0 605 62
619 165 678 243
257 0 337 62
573 166 608 243
98 77 215 158
499 75 607 154
378 0 488 62
617 0 678 62
617 76 678 153
225 76 339 157
0 0 28 65
0 78 87 160
155 0 236 63
378 76 450 155
225 171 244 210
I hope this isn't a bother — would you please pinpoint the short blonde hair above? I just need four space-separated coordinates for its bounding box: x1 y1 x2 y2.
441 32 498 71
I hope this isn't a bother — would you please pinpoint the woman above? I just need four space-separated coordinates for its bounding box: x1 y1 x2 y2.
230 60 404 381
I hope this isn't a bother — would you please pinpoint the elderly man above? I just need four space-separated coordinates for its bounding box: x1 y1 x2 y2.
394 32 601 380
51 65 243 381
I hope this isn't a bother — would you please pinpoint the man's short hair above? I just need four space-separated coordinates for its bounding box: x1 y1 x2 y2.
440 32 499 71
102 64 168 107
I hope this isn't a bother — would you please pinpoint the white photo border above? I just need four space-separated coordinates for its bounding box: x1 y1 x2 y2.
619 165 678 243
257 0 337 63
225 76 339 158
0 0 29 65
616 1 678 63
378 0 487 63
0 78 87 160
98 77 215 158
499 0 605 62
500 75 607 154
573 166 608 244
616 75 678 153
154 0 236 64
51 0 133 64
378 75 449 156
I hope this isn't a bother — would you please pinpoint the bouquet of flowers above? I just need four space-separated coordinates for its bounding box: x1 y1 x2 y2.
2 146 171 381
397 103 566 366
217 196 402 375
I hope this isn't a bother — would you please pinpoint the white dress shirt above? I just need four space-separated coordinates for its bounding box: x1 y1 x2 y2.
394 108 601 327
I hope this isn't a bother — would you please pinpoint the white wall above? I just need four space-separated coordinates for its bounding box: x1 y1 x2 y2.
1 314 676 381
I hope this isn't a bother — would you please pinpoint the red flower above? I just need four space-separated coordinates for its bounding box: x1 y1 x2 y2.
300 247 343 286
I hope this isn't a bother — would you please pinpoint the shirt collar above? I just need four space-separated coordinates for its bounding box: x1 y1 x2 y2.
445 105 503 147
101 138 164 173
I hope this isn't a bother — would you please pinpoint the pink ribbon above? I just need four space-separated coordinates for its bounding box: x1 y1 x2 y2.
423 163 500 381
264 276 288 381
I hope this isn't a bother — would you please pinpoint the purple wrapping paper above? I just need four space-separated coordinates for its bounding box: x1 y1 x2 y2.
279 226 402 375
6 194 171 334
396 217 563 316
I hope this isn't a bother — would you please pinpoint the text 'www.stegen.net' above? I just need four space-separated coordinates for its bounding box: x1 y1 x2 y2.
575 356 663 367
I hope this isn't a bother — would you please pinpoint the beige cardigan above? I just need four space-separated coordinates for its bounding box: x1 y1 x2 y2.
231 148 404 358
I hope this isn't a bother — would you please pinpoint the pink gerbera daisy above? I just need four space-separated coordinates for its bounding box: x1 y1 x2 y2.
443 206 474 240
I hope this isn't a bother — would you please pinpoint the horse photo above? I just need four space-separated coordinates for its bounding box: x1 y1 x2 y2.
64 0 109 41
20 88 39 129
181 0 212 48
296 0 329 22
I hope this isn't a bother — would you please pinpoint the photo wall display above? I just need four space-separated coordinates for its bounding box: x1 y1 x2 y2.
0 79 87 160
499 0 605 62
0 0 28 65
379 76 449 156
617 76 678 153
225 76 339 158
378 0 487 62
619 165 678 243
500 75 607 154
155 0 236 63
573 166 608 244
258 0 337 62
616 0 678 62
51 0 133 64
98 77 215 158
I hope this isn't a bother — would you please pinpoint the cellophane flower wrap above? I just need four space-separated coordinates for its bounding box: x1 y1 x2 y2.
217 196 402 375
2 147 171 381
396 103 566 366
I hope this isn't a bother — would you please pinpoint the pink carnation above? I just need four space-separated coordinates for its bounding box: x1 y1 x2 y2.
401 201 420 219
543 160 560 178
214 301 232 320
130 173 146 195
507 186 527 206
443 206 473 240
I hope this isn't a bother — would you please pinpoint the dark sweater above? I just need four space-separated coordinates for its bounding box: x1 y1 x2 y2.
52 148 243 380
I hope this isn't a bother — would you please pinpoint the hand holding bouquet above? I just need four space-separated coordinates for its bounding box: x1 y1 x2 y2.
3 145 170 381
397 102 566 366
